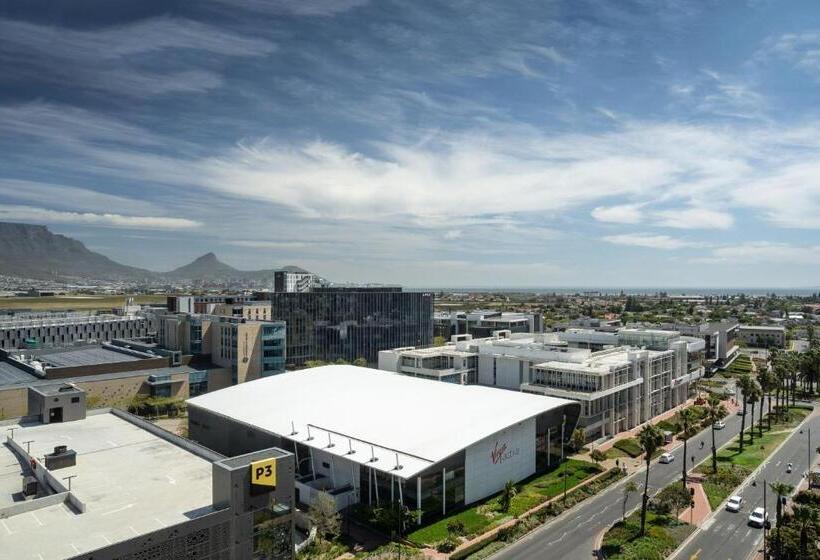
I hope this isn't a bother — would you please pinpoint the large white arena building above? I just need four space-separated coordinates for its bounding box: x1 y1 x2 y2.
186 365 580 521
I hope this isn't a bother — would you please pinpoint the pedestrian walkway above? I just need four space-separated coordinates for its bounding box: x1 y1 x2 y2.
678 480 710 526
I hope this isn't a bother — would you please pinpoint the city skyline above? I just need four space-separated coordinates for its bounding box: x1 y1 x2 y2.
2 1 820 287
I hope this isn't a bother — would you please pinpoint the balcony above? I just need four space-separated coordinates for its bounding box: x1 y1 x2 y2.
295 473 356 512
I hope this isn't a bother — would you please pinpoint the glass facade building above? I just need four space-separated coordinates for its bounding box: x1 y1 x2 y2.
262 287 433 366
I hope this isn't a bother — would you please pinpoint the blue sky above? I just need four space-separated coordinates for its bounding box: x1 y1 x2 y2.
1 0 819 288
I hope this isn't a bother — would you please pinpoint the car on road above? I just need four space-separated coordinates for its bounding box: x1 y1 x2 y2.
714 420 726 429
726 495 743 512
659 452 675 464
748 507 768 528
724 388 736 396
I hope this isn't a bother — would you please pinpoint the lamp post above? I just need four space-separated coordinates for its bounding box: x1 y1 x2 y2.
763 479 769 560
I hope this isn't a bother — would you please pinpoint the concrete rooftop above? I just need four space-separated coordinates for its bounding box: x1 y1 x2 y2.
0 413 214 560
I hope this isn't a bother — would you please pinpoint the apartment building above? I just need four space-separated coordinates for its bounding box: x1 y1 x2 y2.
0 311 156 350
380 327 705 441
434 310 543 339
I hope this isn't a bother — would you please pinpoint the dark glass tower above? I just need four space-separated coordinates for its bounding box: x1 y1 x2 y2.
260 287 433 366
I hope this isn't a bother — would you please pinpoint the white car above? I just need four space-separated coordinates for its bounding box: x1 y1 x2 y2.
659 452 675 464
726 495 743 512
714 420 726 430
748 507 768 528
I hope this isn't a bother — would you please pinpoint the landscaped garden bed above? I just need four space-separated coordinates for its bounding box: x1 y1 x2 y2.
601 511 694 560
406 459 602 546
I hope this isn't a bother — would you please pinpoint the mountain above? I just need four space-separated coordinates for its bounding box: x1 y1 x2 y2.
0 222 154 280
165 252 241 279
0 222 301 283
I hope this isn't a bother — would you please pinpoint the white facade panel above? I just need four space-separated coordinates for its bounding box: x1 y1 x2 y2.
464 418 536 504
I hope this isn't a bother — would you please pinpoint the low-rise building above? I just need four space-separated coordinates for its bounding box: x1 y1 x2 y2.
738 325 786 348
187 366 580 522
434 309 542 339
1 407 295 560
380 327 705 441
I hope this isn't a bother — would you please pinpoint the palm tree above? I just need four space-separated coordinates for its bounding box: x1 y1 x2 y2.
678 408 698 486
792 504 818 554
747 382 762 445
737 375 755 452
637 423 664 536
706 395 728 474
770 481 795 558
499 480 518 512
622 480 638 523
758 367 777 433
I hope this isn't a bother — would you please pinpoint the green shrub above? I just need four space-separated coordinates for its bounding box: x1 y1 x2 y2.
436 537 459 553
614 438 643 458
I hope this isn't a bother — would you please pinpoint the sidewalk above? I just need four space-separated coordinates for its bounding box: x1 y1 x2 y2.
573 396 741 477
678 478 710 526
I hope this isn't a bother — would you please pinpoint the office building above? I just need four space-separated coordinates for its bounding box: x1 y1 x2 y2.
167 294 256 314
273 267 319 293
0 310 156 350
187 366 580 522
158 312 286 382
380 327 705 441
655 321 740 370
738 325 786 348
434 310 543 339
262 287 433 366
1 404 295 560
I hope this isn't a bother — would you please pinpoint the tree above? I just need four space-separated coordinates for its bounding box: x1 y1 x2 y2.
433 336 446 347
737 375 755 452
771 482 795 558
791 504 818 554
705 395 729 474
623 480 638 523
352 357 368 367
589 448 607 466
654 481 691 517
499 480 518 512
309 491 341 542
678 407 698 486
571 427 586 452
637 423 665 536
747 381 762 445
758 367 777 433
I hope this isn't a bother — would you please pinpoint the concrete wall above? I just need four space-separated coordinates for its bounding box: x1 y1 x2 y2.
464 418 536 504
0 386 27 419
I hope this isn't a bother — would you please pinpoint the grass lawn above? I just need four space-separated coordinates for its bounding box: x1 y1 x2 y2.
406 459 601 546
0 294 167 311
601 511 695 560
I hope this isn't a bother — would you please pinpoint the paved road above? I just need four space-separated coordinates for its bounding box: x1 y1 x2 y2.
673 407 818 560
492 400 768 560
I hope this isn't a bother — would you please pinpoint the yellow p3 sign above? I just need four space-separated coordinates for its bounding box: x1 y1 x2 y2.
251 457 277 488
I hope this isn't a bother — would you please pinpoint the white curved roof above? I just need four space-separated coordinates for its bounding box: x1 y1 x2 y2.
187 365 576 479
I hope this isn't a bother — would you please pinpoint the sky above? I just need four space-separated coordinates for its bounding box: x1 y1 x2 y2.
1 0 819 288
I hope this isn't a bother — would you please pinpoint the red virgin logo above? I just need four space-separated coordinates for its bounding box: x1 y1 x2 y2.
490 441 508 464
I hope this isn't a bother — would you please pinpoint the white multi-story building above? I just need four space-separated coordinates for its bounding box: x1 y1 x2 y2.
380 327 705 441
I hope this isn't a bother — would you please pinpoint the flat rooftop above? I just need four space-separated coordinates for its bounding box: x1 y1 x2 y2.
26 346 144 368
0 360 39 387
1 413 214 560
187 365 577 480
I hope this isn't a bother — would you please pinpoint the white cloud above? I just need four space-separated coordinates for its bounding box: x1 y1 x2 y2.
733 162 820 228
0 205 201 230
762 32 820 79
0 179 161 215
602 233 703 250
227 240 314 249
653 207 734 229
696 242 820 264
0 17 275 96
591 204 642 224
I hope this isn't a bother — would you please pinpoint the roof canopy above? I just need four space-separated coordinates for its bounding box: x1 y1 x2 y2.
187 365 576 479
